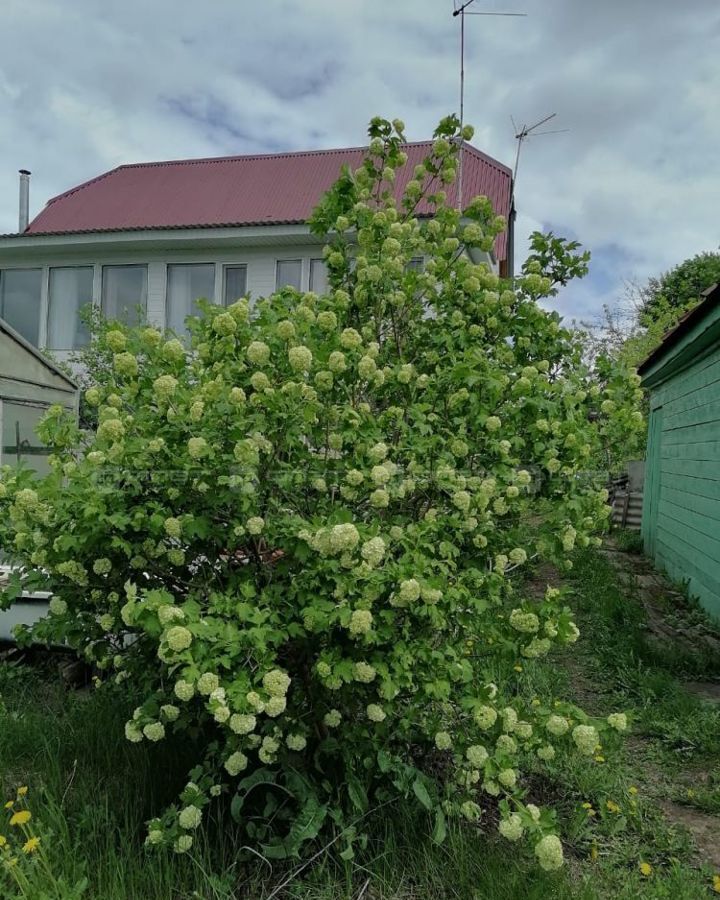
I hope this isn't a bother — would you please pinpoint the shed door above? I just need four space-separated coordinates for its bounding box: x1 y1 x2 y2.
642 406 663 556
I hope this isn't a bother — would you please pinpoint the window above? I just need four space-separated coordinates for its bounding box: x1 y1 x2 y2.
47 266 93 350
275 259 302 292
309 259 329 294
406 257 424 272
0 268 42 345
166 264 215 336
102 265 147 326
1 401 53 477
223 265 248 305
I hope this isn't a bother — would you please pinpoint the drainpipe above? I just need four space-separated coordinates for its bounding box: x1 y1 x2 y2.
18 169 31 233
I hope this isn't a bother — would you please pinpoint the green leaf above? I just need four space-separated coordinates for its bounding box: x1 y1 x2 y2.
431 809 447 844
412 778 433 811
346 774 369 813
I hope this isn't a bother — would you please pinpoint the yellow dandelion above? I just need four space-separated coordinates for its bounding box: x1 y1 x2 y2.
712 874 720 894
594 755 605 763
639 861 653 877
3 800 13 810
513 665 523 673
581 802 593 809
22 836 40 854
9 810 31 827
16 787 28 798
606 800 621 814
628 786 638 795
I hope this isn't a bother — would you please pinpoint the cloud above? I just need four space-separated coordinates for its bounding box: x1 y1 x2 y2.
0 0 717 320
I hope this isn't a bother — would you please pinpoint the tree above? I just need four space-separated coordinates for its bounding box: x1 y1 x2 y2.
638 251 720 325
0 116 637 868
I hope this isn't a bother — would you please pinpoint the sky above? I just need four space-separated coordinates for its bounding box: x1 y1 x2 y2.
0 0 718 323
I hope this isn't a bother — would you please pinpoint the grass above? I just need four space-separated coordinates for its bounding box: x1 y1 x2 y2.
1 545 720 898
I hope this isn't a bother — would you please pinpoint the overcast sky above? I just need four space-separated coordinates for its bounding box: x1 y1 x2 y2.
0 0 718 321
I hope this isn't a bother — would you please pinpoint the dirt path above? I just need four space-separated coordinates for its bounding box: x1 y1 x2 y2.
599 541 720 871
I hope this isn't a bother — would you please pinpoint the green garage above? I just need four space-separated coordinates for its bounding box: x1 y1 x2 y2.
639 283 720 619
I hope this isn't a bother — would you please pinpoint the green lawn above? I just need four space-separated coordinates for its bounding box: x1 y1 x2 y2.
1 543 719 899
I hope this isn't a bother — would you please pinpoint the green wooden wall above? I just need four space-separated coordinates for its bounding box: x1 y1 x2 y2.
642 339 720 619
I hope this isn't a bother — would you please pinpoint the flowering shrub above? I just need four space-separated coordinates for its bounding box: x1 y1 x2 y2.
0 115 635 866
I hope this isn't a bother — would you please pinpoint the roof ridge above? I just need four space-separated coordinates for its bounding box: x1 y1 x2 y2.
112 140 440 171
41 166 124 210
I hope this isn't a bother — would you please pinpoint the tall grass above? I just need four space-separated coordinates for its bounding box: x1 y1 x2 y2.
2 545 720 898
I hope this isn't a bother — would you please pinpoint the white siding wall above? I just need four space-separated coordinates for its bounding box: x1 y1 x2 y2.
0 242 328 364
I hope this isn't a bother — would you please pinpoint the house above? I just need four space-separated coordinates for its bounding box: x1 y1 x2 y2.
0 315 78 475
639 283 720 619
0 317 78 641
0 143 514 365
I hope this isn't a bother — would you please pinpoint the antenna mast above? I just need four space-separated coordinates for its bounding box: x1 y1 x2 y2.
510 112 568 208
452 0 526 211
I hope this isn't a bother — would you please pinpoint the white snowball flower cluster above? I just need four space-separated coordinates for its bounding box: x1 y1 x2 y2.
247 341 271 366
224 751 248 776
397 579 421 604
349 609 373 635
174 835 193 854
288 345 313 372
230 714 256 735
174 680 195 701
49 597 67 616
360 537 386 567
496 735 516 755
263 669 291 697
366 704 386 722
286 733 307 751
143 722 165 742
466 745 488 767
178 806 202 830
572 724 599 756
607 712 628 732
330 523 360 554
166 626 193 652
353 662 377 683
509 609 540 634
340 328 362 349
324 709 342 728
164 516 182 539
546 715 569 736
474 706 498 730
153 375 178 400
535 834 564 871
197 673 220 696
498 813 524 841
158 605 184 626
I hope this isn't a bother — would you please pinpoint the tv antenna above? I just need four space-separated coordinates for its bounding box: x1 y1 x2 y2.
452 0 526 210
510 112 569 206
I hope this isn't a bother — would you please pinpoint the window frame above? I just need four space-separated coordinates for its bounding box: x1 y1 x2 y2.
101 264 149 325
275 258 303 292
46 265 95 351
222 264 248 306
309 258 330 295
164 262 217 335
0 266 43 346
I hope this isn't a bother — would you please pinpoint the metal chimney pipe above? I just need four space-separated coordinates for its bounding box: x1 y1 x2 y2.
18 169 31 232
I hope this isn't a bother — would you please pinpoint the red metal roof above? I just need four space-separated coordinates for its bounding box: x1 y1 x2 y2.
25 142 513 260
